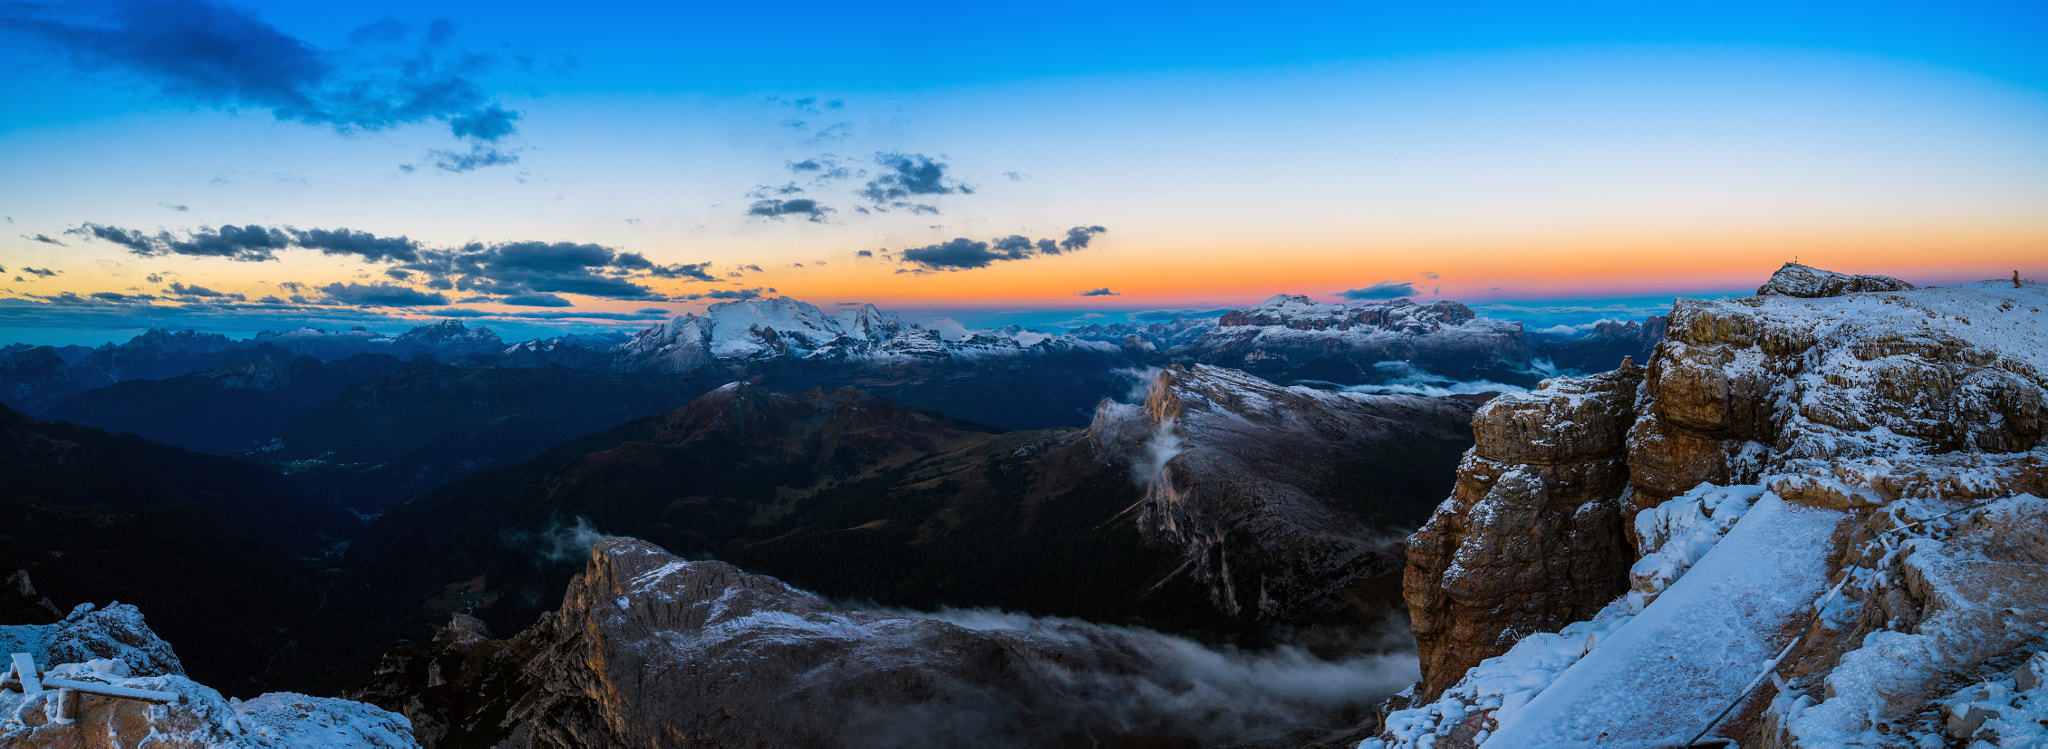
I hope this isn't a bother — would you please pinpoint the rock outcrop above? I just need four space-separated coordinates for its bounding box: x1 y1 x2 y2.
350 537 1401 748
1 602 413 747
1403 361 1644 697
1380 267 2048 745
1090 364 1478 632
1756 261 1917 298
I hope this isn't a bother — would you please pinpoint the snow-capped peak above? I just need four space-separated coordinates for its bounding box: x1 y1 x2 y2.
612 296 1115 373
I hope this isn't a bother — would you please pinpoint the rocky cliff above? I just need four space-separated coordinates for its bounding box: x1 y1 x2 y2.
1377 264 2048 746
349 367 1476 648
1402 361 1644 697
350 537 1406 748
1090 364 1478 636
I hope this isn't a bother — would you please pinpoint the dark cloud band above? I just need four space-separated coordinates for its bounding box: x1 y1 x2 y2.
895 225 1108 271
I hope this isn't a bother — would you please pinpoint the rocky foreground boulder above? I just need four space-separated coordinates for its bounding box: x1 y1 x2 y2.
0 601 413 747
349 537 1411 748
1379 266 2048 746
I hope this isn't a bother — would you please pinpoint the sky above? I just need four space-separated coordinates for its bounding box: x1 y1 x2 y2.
2 0 2044 344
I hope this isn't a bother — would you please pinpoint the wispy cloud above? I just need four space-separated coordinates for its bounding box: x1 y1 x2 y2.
747 198 833 223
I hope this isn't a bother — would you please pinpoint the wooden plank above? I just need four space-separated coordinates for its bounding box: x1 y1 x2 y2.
6 653 41 695
39 677 178 704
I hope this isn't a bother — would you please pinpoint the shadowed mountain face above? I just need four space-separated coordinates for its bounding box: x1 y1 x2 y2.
344 382 1207 638
1097 365 1480 642
346 369 1478 653
0 403 357 549
0 322 514 418
0 331 249 414
1529 316 1667 375
40 348 407 454
247 363 700 513
0 403 396 696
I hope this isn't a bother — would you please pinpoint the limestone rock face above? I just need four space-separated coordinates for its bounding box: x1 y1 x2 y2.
1402 270 2048 702
1094 364 1478 629
1756 261 1916 298
1404 363 1643 697
350 537 1397 748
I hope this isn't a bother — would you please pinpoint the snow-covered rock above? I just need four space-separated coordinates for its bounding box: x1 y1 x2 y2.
1373 269 2048 748
0 602 414 747
1756 261 1916 298
612 298 1113 373
1172 296 1539 388
0 602 184 678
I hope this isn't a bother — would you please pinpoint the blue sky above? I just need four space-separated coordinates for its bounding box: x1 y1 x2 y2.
1 1 2043 345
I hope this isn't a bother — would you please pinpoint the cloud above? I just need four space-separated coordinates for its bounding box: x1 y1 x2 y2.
1339 281 1418 300
1126 308 1231 322
897 238 1006 270
895 226 1108 272
68 222 162 253
426 144 520 172
747 198 833 223
166 281 243 300
1002 171 1028 182
805 122 851 143
290 227 422 262
499 292 572 307
746 182 805 198
1078 288 1120 297
1420 271 1441 280
159 202 189 212
22 267 61 277
636 307 670 315
788 157 852 182
679 287 766 301
448 104 519 141
69 222 422 263
855 250 873 258
68 221 676 302
649 262 716 281
858 152 971 211
0 1 519 142
20 233 65 246
405 240 666 300
1058 225 1107 252
318 281 448 307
